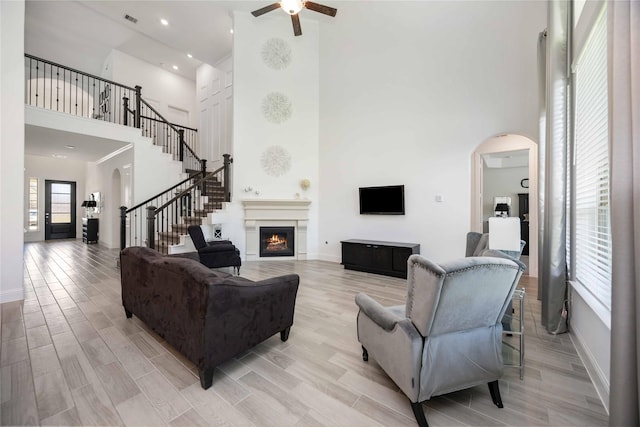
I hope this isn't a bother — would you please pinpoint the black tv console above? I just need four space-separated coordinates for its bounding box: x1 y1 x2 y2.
341 239 420 279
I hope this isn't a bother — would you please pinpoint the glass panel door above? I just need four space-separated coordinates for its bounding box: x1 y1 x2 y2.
44 180 76 240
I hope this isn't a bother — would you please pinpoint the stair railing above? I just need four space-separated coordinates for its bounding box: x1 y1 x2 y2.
25 54 203 173
125 97 202 173
25 54 136 124
120 154 232 251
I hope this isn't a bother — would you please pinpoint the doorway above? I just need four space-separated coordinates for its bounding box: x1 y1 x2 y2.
44 180 76 240
471 134 538 277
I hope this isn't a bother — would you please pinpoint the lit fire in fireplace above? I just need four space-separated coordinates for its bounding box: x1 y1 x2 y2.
265 234 288 251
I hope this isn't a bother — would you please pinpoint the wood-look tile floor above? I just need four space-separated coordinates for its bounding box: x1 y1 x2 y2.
1 240 608 426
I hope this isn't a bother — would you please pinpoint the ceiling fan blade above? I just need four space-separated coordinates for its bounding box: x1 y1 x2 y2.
304 1 337 17
251 3 281 17
291 14 302 36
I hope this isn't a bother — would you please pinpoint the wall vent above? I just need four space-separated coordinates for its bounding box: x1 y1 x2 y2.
124 14 138 24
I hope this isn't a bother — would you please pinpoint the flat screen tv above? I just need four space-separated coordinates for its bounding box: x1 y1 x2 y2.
359 185 405 215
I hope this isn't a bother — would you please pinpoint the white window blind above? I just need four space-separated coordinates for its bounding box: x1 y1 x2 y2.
573 8 611 310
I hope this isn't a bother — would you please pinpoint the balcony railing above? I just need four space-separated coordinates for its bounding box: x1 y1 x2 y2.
25 54 202 173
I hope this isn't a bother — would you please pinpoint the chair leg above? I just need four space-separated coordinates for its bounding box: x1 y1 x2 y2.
488 380 504 408
362 346 369 362
410 401 430 427
199 367 214 389
280 327 291 342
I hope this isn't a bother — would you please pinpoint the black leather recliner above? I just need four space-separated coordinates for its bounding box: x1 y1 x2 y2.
187 225 242 274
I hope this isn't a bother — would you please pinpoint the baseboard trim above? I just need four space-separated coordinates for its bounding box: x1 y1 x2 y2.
569 330 610 414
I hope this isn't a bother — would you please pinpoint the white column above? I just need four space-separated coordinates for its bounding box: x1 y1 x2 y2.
0 0 26 302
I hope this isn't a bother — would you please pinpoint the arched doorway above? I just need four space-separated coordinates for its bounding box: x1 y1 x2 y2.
111 168 122 248
471 134 538 277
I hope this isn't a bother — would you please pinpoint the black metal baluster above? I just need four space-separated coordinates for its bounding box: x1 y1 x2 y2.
62 68 66 113
48 62 52 110
55 66 60 111
74 72 78 116
92 79 96 119
35 61 39 107
27 57 32 105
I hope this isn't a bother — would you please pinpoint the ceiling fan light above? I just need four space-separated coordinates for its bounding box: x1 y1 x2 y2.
280 0 304 15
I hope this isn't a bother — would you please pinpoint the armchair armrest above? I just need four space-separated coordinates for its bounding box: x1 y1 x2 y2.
199 243 237 255
355 293 402 331
206 240 232 246
479 249 526 271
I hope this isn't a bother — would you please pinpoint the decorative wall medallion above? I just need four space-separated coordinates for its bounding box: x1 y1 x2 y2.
262 92 292 124
261 38 292 70
261 146 292 177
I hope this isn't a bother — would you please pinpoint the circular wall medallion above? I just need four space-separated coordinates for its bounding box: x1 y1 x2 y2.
261 146 292 177
262 92 292 124
261 38 292 70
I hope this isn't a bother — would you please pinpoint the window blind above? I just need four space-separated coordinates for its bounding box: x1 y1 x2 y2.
573 8 611 310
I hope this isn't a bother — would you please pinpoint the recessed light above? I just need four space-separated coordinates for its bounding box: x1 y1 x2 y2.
52 154 67 159
187 53 193 58
172 65 178 70
160 18 169 26
230 28 234 34
64 145 75 149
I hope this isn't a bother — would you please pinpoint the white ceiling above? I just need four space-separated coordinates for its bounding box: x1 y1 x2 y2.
483 149 529 169
24 0 334 81
24 0 340 162
25 125 131 162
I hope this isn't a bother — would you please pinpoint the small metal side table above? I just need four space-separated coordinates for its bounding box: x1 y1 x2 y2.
502 288 525 379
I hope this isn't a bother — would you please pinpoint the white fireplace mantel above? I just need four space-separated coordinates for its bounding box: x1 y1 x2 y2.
242 199 311 260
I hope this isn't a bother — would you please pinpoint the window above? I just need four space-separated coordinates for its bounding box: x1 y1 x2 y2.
50 183 72 223
28 178 38 230
572 7 611 311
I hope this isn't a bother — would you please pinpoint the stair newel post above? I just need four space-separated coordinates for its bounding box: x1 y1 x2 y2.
201 159 207 179
120 206 127 251
179 129 185 162
146 206 156 250
223 154 232 202
122 97 129 126
134 85 142 129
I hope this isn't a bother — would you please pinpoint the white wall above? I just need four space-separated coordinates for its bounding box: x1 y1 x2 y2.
230 11 320 258
483 165 528 223
23 155 87 243
1 0 26 302
86 149 134 249
318 1 546 263
106 50 197 128
197 56 233 169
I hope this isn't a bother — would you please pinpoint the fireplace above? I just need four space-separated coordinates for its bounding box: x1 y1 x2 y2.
243 199 311 261
260 227 295 257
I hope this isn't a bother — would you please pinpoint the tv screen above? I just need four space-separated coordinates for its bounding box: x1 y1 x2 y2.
359 185 405 215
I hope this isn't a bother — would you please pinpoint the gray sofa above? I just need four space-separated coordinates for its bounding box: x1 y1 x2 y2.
120 246 299 389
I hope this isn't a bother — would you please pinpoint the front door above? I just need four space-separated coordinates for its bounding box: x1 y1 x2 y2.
44 180 76 240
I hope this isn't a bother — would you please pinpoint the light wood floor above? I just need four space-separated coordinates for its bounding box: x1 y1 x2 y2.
1 240 608 426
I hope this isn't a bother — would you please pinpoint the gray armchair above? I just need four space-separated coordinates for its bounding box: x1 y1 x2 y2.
355 254 525 427
466 231 526 259
466 231 526 331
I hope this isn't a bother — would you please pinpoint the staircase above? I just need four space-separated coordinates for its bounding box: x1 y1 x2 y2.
155 173 227 254
23 54 234 253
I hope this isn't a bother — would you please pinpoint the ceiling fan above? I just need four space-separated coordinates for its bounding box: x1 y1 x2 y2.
251 0 337 37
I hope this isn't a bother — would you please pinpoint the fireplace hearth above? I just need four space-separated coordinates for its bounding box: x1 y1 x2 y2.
260 227 295 257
